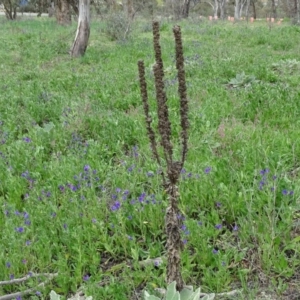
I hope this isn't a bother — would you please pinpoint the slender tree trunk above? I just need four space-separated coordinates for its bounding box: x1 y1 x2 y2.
293 0 300 22
239 0 247 17
251 0 256 18
127 0 134 19
55 0 71 25
234 0 241 19
3 0 17 20
173 0 181 19
271 0 277 18
181 0 191 18
245 0 250 19
70 0 90 57
219 0 226 19
214 0 219 17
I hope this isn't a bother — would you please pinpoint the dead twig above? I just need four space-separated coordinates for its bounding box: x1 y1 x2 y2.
0 272 58 300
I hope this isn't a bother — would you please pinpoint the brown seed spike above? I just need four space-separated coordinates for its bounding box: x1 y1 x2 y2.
152 22 173 164
137 60 162 174
173 25 189 167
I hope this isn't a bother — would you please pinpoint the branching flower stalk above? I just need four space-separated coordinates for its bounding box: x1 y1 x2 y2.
137 21 189 291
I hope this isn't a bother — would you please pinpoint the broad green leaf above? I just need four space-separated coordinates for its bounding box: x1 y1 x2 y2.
165 281 177 299
143 291 161 300
50 290 61 300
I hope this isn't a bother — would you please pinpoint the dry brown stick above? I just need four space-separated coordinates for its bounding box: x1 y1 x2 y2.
0 273 58 300
138 59 165 185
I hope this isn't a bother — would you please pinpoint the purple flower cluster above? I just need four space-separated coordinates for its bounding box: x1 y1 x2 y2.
6 210 32 233
258 168 293 195
22 137 31 143
180 168 199 180
0 129 9 144
68 132 89 156
59 165 100 194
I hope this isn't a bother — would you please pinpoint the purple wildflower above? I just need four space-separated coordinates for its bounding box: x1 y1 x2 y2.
15 227 24 233
21 171 29 178
138 192 146 203
127 165 135 172
24 220 31 226
260 169 270 175
23 137 31 143
83 274 90 281
212 249 218 254
6 262 11 268
154 260 161 267
205 167 211 174
84 165 90 172
58 185 65 192
111 201 121 211
215 224 222 230
147 171 154 177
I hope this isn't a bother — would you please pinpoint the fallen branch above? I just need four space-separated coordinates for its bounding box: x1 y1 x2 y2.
0 272 58 300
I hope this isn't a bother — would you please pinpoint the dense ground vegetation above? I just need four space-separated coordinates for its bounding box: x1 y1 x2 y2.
1 16 300 299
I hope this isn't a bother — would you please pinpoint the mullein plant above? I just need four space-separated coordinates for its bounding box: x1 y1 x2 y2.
138 21 189 292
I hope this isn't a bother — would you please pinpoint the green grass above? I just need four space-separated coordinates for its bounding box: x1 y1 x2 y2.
1 16 300 299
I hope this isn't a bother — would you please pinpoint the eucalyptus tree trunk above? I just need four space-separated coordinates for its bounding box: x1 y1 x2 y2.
296 0 300 23
214 0 219 17
219 0 226 19
234 0 241 18
239 0 247 17
56 0 71 25
70 0 90 57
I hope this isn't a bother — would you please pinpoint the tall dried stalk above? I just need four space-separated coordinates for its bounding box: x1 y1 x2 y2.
137 21 189 291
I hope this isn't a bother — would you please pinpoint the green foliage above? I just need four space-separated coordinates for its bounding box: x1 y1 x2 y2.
0 18 300 299
227 72 259 88
272 59 300 74
104 12 132 41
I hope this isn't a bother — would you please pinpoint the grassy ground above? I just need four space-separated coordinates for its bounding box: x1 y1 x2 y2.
1 16 300 299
